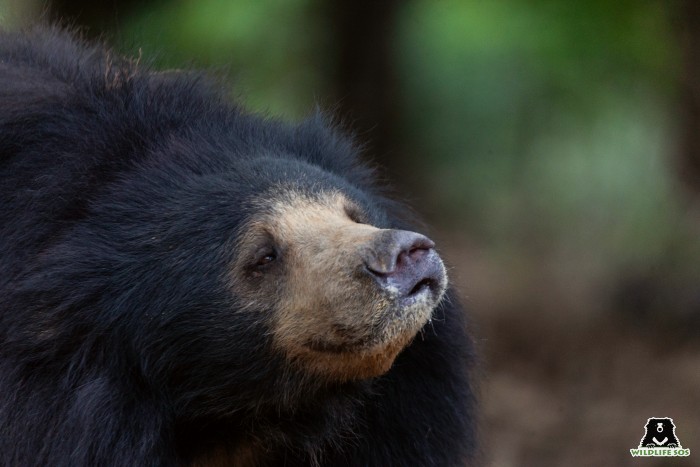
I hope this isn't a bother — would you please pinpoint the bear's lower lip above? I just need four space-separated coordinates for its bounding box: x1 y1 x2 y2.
399 278 435 305
391 276 443 315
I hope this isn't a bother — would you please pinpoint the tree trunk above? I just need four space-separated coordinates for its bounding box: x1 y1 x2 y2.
324 0 403 168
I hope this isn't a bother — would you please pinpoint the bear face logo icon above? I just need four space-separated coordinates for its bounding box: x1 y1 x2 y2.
639 418 681 448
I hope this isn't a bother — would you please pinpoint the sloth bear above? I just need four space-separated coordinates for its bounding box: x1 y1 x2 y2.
640 418 681 448
0 27 477 466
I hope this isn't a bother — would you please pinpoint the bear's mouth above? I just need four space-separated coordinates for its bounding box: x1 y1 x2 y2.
411 277 435 295
302 282 442 356
398 276 441 308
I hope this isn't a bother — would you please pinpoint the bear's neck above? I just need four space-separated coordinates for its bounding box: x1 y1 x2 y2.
175 379 369 466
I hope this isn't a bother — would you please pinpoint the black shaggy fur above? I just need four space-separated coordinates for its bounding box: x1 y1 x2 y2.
0 27 478 466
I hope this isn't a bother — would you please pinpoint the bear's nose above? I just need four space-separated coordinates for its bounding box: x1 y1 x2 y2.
363 230 443 299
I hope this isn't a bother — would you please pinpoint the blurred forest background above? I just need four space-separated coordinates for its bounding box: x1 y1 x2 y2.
1 0 699 465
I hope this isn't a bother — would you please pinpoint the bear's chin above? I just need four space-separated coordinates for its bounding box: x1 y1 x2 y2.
292 298 436 382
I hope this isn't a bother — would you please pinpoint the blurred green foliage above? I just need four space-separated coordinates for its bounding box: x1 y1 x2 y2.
120 0 327 118
395 0 685 269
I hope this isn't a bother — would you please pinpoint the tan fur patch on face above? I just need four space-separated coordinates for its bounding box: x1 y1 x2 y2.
232 189 441 382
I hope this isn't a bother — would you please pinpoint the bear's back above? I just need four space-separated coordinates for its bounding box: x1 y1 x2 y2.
0 28 232 282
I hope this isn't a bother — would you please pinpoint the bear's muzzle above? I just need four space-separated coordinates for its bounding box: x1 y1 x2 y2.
362 229 445 307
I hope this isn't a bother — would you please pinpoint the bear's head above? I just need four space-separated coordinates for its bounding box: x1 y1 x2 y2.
229 160 447 382
36 134 450 416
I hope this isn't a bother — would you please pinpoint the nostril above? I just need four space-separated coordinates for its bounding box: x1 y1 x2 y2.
363 230 436 278
363 230 440 291
407 245 429 260
397 237 433 269
410 237 435 251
